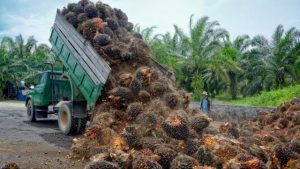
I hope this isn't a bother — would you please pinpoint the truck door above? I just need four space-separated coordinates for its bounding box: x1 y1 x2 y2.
33 72 49 106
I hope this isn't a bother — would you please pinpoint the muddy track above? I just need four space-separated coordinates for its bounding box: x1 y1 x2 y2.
0 102 85 169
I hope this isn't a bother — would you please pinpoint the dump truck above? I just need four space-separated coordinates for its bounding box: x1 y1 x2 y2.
25 11 111 135
25 10 175 135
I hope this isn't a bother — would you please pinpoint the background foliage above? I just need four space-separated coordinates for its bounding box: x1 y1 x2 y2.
0 16 299 103
134 16 300 101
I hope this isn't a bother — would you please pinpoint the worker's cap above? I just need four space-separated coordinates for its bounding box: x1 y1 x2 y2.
202 91 208 95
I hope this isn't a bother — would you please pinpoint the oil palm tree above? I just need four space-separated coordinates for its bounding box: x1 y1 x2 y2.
172 15 230 99
247 25 300 90
0 35 52 94
216 35 250 99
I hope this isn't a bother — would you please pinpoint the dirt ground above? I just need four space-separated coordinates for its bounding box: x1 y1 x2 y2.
0 101 86 169
0 101 225 169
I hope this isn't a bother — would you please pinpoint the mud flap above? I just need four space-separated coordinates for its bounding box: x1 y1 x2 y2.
55 101 87 118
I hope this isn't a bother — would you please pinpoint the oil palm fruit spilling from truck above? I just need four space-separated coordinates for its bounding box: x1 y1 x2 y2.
41 0 300 168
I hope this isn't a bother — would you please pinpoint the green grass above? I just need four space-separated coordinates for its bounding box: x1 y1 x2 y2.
214 84 300 107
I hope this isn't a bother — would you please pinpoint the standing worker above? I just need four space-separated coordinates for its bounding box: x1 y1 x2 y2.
200 91 211 113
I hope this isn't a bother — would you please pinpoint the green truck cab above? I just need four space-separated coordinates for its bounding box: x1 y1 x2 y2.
25 11 111 135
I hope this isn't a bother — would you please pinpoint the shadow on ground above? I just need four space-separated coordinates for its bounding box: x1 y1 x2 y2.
23 119 59 129
39 132 74 149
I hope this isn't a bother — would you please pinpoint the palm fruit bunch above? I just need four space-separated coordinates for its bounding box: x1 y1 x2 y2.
271 145 298 168
1 163 20 169
224 153 267 169
85 160 120 169
126 102 143 120
164 93 179 109
131 149 162 169
162 114 189 140
183 138 202 156
138 90 151 103
170 155 200 169
195 146 214 166
154 145 177 169
190 114 210 134
122 126 142 149
129 79 142 94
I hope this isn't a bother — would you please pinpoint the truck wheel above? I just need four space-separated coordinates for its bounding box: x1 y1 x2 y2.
26 100 36 122
58 104 87 135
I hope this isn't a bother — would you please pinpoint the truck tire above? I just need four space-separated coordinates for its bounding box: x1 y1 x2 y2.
58 104 87 135
26 100 36 122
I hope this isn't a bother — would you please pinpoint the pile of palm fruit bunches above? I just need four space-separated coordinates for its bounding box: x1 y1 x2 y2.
59 0 300 169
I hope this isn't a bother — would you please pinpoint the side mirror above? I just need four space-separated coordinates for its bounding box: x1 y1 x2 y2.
30 85 35 89
20 81 25 87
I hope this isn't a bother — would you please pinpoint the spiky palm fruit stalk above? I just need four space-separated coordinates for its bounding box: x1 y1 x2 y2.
126 102 143 121
85 125 102 140
104 45 122 60
114 8 128 21
248 144 269 163
164 93 179 109
92 112 114 128
106 18 119 31
126 22 134 31
118 73 133 87
288 140 300 154
150 82 167 97
154 146 177 169
122 126 142 149
82 19 100 40
61 7 69 16
136 112 158 130
278 118 289 129
103 26 114 38
90 152 110 162
170 155 199 169
111 137 128 151
288 103 300 112
195 146 213 166
225 153 267 169
132 149 162 169
67 3 77 11
84 3 98 18
120 51 133 61
79 0 90 7
133 32 143 39
162 114 189 140
65 12 78 28
96 1 106 13
94 33 111 46
133 159 162 169
190 115 210 134
130 79 142 94
184 138 202 156
228 122 239 139
1 163 20 169
141 137 161 151
135 67 151 86
77 13 88 23
149 69 160 82
129 39 151 61
108 87 133 108
73 4 84 14
115 152 132 169
138 90 151 103
272 146 297 167
84 160 120 169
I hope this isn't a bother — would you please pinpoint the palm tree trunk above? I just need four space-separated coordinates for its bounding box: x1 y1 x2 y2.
229 72 237 100
276 72 285 88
